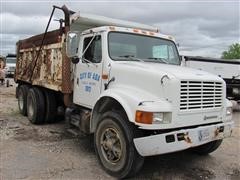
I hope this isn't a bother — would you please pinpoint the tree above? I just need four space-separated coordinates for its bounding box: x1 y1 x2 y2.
221 43 240 59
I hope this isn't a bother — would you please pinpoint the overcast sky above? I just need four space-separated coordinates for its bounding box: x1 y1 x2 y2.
0 0 239 57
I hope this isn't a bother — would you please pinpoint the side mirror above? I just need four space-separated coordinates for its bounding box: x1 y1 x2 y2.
66 31 80 58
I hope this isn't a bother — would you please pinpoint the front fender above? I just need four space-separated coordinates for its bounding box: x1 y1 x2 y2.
94 87 172 124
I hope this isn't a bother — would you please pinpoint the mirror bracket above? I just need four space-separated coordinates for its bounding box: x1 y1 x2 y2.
71 57 80 64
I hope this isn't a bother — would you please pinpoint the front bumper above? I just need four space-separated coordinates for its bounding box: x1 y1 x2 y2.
134 122 233 156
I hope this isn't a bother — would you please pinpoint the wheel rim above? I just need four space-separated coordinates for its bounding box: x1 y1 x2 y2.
28 97 34 119
100 127 122 164
18 91 24 110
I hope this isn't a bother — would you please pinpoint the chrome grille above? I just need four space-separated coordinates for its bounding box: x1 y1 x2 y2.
180 81 223 110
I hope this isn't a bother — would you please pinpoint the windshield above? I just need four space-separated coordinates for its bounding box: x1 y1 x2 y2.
108 32 180 65
6 57 16 64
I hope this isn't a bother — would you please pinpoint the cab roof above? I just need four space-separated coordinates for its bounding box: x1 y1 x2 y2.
70 11 159 33
70 12 175 42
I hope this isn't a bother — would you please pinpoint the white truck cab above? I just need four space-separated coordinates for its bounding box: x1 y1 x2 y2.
15 6 234 178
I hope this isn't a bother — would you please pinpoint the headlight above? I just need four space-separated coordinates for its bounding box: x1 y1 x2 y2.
153 112 172 124
135 111 172 124
226 107 232 116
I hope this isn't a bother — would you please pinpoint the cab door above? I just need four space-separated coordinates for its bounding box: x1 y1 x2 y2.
73 34 103 108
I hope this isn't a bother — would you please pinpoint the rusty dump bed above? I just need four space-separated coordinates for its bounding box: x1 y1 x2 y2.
15 28 71 93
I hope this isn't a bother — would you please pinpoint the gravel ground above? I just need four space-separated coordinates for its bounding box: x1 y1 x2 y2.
0 79 239 180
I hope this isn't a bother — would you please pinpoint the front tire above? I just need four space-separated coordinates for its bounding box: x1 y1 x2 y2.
94 111 144 178
27 87 45 124
192 139 223 155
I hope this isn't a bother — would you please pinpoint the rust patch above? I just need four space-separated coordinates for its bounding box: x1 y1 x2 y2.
18 29 63 50
15 40 64 92
61 26 72 94
215 128 220 137
184 132 192 143
15 25 73 97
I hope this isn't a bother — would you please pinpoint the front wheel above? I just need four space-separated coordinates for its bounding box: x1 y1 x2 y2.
191 139 223 155
94 111 144 178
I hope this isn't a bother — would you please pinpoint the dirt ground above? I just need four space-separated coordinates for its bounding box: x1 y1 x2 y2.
0 79 240 180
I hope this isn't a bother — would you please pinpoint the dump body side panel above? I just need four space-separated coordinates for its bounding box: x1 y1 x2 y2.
15 29 65 92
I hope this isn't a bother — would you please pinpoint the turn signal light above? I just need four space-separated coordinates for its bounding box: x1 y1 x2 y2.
102 74 108 80
135 111 153 124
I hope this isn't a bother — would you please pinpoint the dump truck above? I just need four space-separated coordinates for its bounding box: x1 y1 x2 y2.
182 56 240 101
15 5 234 178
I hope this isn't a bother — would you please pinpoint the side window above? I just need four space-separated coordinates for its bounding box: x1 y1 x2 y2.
83 35 102 63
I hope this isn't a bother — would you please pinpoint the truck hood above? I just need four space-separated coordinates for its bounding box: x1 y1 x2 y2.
111 61 223 82
109 61 224 103
109 61 226 129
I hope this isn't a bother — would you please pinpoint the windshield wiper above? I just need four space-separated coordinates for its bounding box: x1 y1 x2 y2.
147 57 169 64
115 55 144 62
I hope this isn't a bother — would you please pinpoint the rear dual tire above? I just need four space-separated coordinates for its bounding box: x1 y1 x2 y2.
43 89 57 123
17 85 58 124
18 85 29 116
27 87 58 124
27 88 45 124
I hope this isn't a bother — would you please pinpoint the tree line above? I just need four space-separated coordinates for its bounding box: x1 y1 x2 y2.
222 43 240 59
